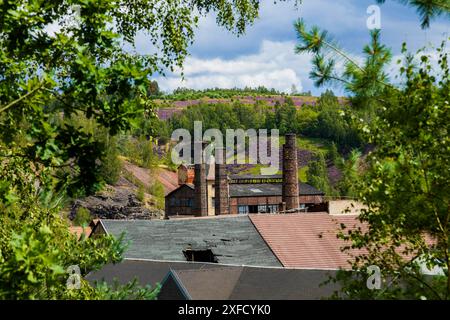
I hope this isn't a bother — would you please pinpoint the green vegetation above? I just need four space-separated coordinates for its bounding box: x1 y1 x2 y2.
73 207 92 227
168 90 361 152
334 42 450 299
149 181 165 210
296 11 450 298
160 86 312 101
0 0 262 299
136 186 146 203
307 153 333 196
375 0 450 28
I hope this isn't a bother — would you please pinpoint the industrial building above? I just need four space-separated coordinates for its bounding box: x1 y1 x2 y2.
165 134 325 217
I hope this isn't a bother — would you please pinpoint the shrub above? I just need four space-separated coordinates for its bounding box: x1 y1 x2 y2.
73 207 92 226
136 186 145 203
99 135 122 185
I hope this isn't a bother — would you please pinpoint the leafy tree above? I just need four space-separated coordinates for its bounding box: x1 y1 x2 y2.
335 149 362 198
73 207 92 227
307 153 332 195
0 0 270 299
0 0 263 194
147 80 161 97
333 41 450 299
300 90 362 151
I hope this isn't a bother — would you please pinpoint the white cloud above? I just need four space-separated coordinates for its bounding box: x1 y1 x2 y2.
157 40 313 93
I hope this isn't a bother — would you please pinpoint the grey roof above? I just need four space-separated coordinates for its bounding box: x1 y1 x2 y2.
229 182 324 197
171 267 244 300
166 265 340 300
100 216 282 267
85 259 222 289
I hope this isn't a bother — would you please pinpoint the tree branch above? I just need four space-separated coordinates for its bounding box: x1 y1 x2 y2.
0 84 45 113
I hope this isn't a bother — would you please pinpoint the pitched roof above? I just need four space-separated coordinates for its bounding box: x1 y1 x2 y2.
229 267 338 300
164 183 194 198
172 267 244 300
164 265 340 300
85 259 224 289
99 216 282 267
229 182 324 197
249 213 364 269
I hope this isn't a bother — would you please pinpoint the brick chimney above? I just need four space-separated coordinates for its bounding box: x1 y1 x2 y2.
214 147 229 215
193 141 208 217
282 133 299 210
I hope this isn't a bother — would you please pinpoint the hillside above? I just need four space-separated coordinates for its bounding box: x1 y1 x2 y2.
156 94 348 120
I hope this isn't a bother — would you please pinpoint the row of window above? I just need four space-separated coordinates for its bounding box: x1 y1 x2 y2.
237 204 279 214
169 198 193 207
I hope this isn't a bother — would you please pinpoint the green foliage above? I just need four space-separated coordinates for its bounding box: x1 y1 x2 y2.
93 279 160 300
168 93 359 152
136 186 145 203
0 0 262 194
307 91 362 151
334 41 450 299
375 0 450 28
295 21 392 113
98 134 123 186
335 149 362 198
0 158 132 299
0 0 266 300
120 136 159 169
164 86 286 100
149 180 165 210
73 207 91 227
307 153 332 196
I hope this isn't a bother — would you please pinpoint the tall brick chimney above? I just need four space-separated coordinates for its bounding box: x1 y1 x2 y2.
193 141 208 217
282 133 299 210
214 147 229 215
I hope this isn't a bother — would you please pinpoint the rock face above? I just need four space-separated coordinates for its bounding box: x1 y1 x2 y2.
70 186 163 220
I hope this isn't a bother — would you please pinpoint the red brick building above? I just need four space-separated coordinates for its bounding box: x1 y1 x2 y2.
164 134 325 218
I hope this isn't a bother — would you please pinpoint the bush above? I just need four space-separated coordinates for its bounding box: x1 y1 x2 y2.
73 207 92 226
136 186 145 202
148 181 165 209
99 135 122 185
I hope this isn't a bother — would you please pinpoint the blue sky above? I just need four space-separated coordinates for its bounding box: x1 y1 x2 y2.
144 0 449 96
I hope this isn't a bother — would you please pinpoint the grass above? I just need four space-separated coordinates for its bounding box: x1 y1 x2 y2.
298 166 308 182
278 135 332 156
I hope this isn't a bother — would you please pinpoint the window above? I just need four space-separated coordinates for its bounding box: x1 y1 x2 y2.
258 205 268 213
238 205 248 214
183 249 217 263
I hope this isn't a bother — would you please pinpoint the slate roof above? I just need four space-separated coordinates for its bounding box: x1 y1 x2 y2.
229 182 324 197
170 267 244 300
86 259 341 300
164 265 340 300
249 213 364 269
99 216 282 267
85 259 222 289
